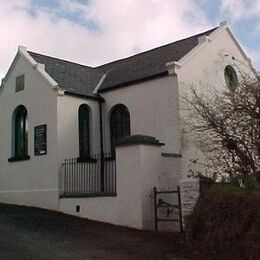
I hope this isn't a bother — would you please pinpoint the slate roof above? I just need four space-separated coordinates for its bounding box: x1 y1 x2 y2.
97 27 217 92
28 52 103 97
28 26 218 97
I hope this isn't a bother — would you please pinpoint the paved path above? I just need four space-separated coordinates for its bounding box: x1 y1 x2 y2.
0 204 190 259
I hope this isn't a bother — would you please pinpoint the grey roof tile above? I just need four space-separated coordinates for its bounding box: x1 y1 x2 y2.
28 27 217 97
28 52 103 98
97 27 217 92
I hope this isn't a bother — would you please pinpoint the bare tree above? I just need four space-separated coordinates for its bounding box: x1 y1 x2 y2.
184 75 260 186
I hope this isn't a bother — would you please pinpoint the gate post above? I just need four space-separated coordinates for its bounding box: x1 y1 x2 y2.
179 178 200 229
153 187 158 231
177 185 183 233
100 152 104 192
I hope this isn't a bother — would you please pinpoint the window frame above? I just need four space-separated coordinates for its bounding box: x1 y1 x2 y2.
8 105 30 162
110 104 131 153
224 65 238 91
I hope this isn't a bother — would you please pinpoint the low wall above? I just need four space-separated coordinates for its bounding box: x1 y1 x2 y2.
59 177 201 231
0 189 59 210
59 144 154 229
59 196 120 225
59 137 182 230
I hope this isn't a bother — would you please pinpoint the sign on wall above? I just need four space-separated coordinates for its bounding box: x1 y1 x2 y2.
34 124 47 156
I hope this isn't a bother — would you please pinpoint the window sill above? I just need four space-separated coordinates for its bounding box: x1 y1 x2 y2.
8 155 30 162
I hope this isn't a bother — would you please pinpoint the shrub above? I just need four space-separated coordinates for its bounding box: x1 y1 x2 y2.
186 184 260 260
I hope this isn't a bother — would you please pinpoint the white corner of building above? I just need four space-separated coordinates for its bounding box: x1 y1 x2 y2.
166 61 181 75
18 45 27 53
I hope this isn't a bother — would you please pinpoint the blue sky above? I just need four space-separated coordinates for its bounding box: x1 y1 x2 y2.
1 0 260 78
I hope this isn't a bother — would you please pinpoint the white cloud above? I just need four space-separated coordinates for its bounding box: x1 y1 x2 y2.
219 0 260 69
220 0 260 20
244 47 260 72
0 0 214 79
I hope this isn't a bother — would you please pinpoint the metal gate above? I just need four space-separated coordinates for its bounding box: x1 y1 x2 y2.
153 186 183 232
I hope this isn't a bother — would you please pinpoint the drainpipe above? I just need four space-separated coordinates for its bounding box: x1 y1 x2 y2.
98 96 105 192
94 74 106 193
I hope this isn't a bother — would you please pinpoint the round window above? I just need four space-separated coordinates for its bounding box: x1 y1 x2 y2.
224 65 238 91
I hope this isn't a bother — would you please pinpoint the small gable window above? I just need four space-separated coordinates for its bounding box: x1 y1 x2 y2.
16 75 25 92
110 104 130 151
9 105 29 161
224 65 238 91
78 104 90 159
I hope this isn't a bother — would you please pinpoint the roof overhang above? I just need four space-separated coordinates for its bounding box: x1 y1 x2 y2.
64 91 104 102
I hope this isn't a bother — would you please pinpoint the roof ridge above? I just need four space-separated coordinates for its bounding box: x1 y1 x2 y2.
28 26 217 71
28 51 95 70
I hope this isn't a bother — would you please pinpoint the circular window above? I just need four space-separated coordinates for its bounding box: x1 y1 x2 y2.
224 65 238 91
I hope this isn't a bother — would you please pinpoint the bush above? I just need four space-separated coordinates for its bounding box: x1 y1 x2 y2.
185 184 260 260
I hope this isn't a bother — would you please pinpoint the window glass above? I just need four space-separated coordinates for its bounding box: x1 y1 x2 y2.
78 104 90 158
110 104 130 151
224 65 238 91
13 105 28 156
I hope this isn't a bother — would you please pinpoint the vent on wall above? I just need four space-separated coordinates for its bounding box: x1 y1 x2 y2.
16 75 25 92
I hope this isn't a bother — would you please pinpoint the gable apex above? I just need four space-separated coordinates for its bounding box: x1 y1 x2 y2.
176 22 253 75
19 46 59 90
1 46 60 94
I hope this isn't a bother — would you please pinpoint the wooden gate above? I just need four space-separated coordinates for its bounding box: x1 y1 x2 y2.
153 186 183 232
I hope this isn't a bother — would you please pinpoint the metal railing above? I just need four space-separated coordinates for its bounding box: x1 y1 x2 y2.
61 153 116 197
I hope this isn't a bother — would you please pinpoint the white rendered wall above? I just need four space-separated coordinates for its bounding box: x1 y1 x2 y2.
178 28 254 94
139 145 167 229
160 154 182 188
59 196 119 225
57 95 100 163
100 76 181 155
0 54 59 210
57 95 101 194
177 27 256 179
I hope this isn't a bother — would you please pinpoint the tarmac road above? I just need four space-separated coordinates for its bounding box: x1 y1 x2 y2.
0 203 190 260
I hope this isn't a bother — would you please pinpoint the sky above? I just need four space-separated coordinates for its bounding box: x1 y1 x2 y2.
1 0 260 79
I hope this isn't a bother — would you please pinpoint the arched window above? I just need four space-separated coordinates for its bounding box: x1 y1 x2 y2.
110 104 130 149
78 104 90 159
13 105 28 157
224 65 238 91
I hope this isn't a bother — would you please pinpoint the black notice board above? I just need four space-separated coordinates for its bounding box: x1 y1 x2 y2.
34 124 47 156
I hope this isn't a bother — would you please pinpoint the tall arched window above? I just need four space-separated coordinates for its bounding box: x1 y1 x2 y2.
110 104 130 150
13 105 28 157
78 104 90 159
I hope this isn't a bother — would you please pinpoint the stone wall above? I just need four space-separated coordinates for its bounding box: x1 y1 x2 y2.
179 178 200 227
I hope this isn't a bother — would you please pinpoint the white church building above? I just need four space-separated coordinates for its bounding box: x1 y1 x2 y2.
0 22 255 230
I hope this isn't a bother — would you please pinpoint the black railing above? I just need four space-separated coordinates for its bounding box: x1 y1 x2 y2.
61 153 116 197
